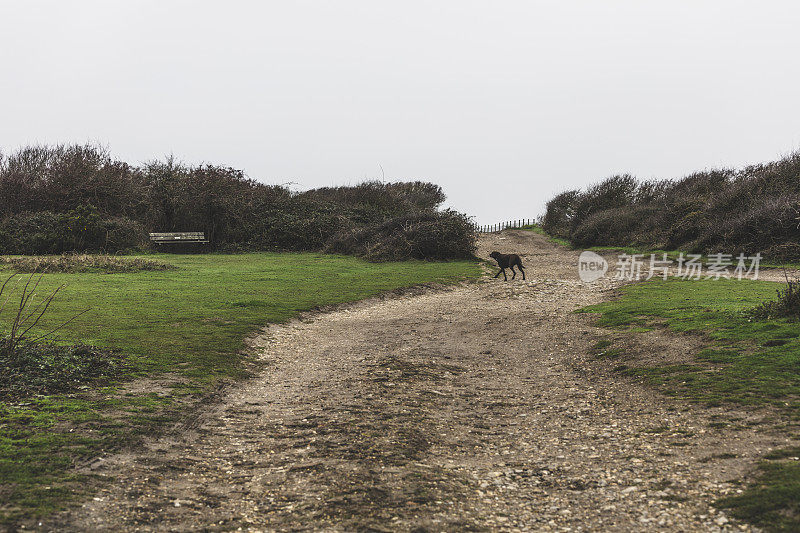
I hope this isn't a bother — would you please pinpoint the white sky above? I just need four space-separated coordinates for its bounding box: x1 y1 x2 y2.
1 1 799 224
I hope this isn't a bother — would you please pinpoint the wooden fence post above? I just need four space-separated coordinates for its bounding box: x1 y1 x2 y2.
477 218 540 233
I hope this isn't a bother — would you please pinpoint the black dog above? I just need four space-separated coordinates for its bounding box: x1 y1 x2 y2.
489 251 525 281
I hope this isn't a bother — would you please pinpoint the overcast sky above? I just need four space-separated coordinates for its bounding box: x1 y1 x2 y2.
2 1 799 224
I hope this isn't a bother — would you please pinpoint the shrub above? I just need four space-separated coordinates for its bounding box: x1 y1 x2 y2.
0 211 68 255
570 205 659 248
569 175 638 233
325 210 476 261
0 271 126 399
750 278 800 320
699 195 800 258
102 215 149 252
0 208 147 254
237 198 350 251
0 254 175 274
299 181 446 215
542 151 800 261
0 144 142 219
541 189 579 238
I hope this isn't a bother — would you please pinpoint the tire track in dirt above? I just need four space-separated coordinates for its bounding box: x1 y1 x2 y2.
44 231 789 532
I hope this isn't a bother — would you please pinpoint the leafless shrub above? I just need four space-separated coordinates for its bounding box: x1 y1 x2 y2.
750 271 800 320
0 274 88 358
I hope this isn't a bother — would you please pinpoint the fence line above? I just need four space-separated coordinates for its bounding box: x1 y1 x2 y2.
474 219 535 233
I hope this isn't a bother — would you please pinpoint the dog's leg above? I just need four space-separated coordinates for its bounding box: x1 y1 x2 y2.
510 265 517 280
502 268 508 281
494 269 502 279
519 265 525 280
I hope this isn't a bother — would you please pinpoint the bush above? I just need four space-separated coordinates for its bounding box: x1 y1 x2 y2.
0 144 143 219
570 205 660 248
541 189 579 238
325 210 476 261
0 208 147 255
750 279 800 320
102 215 150 252
569 174 638 234
699 195 800 257
0 211 67 254
542 151 800 261
0 269 128 399
299 181 446 215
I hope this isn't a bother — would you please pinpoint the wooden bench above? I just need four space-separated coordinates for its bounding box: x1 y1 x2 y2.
149 232 209 245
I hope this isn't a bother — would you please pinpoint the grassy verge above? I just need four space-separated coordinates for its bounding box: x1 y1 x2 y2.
519 225 695 261
581 277 800 531
518 224 571 247
0 252 480 525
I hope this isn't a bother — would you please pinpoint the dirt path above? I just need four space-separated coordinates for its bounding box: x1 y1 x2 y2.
44 231 789 532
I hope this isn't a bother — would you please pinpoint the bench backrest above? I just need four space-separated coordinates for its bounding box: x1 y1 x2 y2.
149 232 207 243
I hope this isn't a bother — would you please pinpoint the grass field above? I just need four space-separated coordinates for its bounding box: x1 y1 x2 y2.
582 278 800 531
0 252 480 524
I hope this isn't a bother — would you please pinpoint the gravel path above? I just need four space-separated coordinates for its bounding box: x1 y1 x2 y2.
44 231 790 532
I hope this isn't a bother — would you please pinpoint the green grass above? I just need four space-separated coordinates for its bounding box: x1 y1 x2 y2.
716 460 800 532
518 224 571 247
518 225 680 256
517 226 700 264
0 252 480 524
590 339 623 359
582 278 800 406
518 224 682 255
581 277 800 531
2 253 479 380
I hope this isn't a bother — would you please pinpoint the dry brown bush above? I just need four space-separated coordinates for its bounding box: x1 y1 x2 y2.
0 254 176 273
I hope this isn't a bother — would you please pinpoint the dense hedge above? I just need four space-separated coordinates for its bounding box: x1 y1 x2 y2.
0 144 475 260
542 152 800 260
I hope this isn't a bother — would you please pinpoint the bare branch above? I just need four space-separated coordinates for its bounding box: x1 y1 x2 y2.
17 285 64 341
29 308 90 344
0 273 16 316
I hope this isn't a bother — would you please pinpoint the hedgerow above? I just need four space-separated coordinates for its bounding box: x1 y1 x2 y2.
0 144 475 260
541 152 800 260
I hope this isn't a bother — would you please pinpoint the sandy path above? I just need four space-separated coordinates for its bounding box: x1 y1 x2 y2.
44 231 790 532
